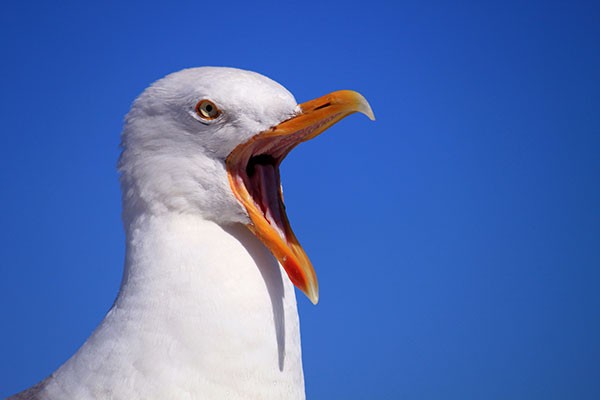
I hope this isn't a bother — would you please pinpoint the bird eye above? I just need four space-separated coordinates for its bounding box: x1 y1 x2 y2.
195 99 221 120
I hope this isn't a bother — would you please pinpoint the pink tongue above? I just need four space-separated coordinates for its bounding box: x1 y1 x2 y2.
253 163 286 240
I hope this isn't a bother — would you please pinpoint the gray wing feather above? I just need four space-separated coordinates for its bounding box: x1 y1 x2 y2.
6 378 49 400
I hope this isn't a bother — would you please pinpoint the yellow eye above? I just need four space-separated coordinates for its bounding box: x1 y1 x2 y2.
195 99 220 120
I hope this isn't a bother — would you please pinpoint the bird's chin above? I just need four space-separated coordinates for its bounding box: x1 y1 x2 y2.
226 90 374 304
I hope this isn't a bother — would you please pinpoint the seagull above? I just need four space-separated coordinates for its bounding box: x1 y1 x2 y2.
9 67 374 400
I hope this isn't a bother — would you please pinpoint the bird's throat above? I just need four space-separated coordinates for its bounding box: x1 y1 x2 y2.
246 155 287 240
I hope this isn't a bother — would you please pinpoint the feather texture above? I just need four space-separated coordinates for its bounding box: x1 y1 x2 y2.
9 68 306 400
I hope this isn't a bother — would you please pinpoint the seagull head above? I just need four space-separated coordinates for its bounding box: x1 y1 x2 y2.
119 67 374 304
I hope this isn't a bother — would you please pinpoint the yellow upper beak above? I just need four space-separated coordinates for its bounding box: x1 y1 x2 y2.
226 90 374 304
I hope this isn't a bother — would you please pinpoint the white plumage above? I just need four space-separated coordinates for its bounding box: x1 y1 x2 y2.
9 67 373 400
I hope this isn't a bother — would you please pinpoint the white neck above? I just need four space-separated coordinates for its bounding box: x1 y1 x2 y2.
40 213 305 400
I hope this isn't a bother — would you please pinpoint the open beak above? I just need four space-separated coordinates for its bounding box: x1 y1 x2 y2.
226 90 375 304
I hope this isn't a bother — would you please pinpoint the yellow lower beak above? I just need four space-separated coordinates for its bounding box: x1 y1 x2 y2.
226 90 374 304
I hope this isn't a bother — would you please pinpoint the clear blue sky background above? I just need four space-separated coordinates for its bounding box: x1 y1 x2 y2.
1 1 599 398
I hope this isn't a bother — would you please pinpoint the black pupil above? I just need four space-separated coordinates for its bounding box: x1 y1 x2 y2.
205 104 213 113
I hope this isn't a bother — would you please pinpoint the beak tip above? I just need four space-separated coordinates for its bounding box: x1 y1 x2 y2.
352 91 376 121
304 285 319 305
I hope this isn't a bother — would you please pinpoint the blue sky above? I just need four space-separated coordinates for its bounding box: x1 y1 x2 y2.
1 0 599 398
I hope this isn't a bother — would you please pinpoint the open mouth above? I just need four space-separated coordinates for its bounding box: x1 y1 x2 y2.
226 90 374 304
245 154 286 240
